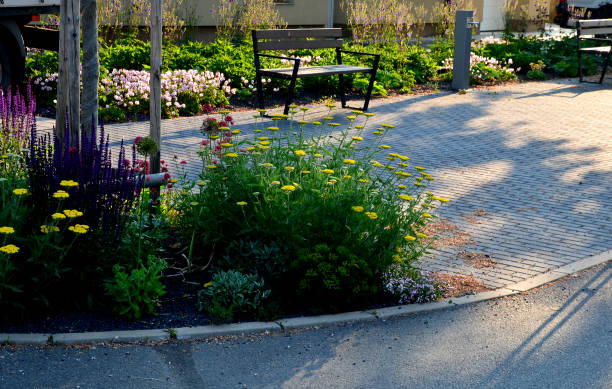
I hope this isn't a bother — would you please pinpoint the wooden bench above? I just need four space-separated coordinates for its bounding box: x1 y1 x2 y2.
577 19 612 84
252 28 380 115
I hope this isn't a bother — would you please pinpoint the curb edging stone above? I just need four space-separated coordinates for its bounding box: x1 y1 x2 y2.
1 251 610 345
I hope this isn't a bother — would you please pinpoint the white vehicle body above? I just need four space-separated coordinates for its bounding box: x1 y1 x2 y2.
0 0 59 88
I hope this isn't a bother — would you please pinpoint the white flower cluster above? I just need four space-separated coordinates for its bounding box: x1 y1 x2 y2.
279 55 322 68
440 53 516 81
99 69 236 117
33 73 59 92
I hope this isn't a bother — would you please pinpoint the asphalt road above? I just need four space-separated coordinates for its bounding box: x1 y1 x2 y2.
1 261 610 389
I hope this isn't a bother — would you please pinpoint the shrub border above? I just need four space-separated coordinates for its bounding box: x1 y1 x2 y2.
2 249 610 345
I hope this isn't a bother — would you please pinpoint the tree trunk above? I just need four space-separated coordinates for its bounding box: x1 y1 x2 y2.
57 0 81 145
80 0 98 134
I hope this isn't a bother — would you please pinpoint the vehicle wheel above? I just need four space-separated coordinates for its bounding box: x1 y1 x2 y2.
0 41 12 91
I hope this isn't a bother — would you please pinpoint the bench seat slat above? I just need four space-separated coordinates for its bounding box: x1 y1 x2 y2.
579 46 611 53
577 19 612 28
259 64 372 79
578 27 612 35
254 28 342 39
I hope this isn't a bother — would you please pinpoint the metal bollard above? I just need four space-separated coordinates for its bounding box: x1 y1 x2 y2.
452 10 479 91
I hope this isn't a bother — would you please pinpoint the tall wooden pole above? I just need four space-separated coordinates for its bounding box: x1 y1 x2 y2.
150 0 162 179
57 0 80 145
81 0 99 135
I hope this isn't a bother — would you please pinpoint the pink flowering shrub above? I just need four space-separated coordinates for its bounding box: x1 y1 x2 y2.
100 69 236 120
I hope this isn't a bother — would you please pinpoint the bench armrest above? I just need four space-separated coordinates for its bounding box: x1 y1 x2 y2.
579 37 612 42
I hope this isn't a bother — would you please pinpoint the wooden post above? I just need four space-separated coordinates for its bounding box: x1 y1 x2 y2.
150 0 162 179
80 0 99 135
57 0 80 145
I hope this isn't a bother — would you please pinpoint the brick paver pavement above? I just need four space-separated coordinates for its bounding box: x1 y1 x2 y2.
37 78 612 289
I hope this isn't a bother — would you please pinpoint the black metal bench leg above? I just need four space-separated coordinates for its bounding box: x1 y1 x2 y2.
283 60 301 115
599 53 610 84
338 73 347 108
578 51 583 83
256 73 265 110
362 56 380 111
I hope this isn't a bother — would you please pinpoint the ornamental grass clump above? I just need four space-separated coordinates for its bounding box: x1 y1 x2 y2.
170 107 448 315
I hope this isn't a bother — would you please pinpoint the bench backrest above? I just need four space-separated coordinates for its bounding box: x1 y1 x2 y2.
577 19 612 37
252 28 343 51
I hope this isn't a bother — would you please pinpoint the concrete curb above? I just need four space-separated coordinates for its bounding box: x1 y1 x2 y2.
2 251 610 346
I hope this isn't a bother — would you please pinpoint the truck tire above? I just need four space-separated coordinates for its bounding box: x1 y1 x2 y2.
0 41 12 91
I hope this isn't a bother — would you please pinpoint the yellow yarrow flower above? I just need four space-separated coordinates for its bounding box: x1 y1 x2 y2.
225 153 239 158
352 136 363 141
436 196 450 203
381 123 395 128
404 235 416 241
267 126 279 131
63 209 83 218
294 150 306 157
365 211 378 220
351 206 364 213
396 162 409 167
207 164 217 169
351 110 363 114
284 166 295 172
414 166 426 171
314 153 323 158
386 166 397 170
343 159 356 165
364 112 375 117
300 107 309 111
414 182 422 187
328 123 341 127
219 110 231 115
262 163 274 168
258 145 270 150
51 213 66 220
53 190 69 199
254 129 263 133
415 176 424 181
197 181 206 186
422 213 432 218
398 184 407 189
347 115 357 120
344 175 352 179
398 155 410 161
325 103 336 108
13 188 28 195
416 232 428 239
358 178 369 183
258 136 269 141
322 169 334 174
236 201 248 206
220 143 233 147
203 281 213 288
231 129 241 134
371 161 383 168
59 180 78 187
68 224 89 234
355 125 364 129
398 171 413 177
259 140 271 146
246 146 256 151
281 185 296 192
0 244 19 254
398 194 412 201
0 226 15 234
40 225 59 233
301 170 311 174
380 145 390 149
297 120 308 125
271 180 280 186
323 116 333 120
313 121 322 125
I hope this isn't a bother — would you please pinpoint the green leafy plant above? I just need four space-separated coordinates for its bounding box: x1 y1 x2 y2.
527 60 547 80
197 270 271 323
105 255 168 319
